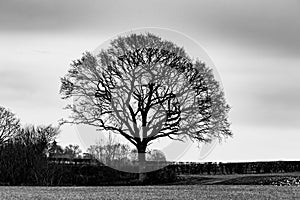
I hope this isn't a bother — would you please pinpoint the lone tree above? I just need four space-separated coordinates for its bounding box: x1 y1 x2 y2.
0 106 20 145
63 144 82 159
60 33 231 176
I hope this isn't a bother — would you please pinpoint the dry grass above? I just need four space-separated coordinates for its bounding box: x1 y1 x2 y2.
177 172 300 185
0 185 299 200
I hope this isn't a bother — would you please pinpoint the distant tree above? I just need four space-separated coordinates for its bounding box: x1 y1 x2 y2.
17 125 60 183
63 144 82 158
48 140 64 157
0 106 20 144
87 143 105 161
60 33 231 180
147 149 166 161
0 124 59 185
129 149 166 162
16 125 60 148
87 134 131 166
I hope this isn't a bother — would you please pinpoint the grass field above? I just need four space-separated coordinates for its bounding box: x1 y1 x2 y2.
177 172 300 185
0 185 299 200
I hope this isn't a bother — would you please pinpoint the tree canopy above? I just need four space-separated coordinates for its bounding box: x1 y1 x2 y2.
60 33 231 163
0 106 20 144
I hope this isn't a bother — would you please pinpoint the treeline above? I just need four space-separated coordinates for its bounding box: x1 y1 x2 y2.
0 125 59 185
49 133 167 169
1 106 300 186
171 161 300 175
0 106 173 186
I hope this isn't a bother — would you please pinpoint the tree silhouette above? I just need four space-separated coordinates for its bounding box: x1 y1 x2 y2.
0 106 20 145
87 140 132 167
0 124 59 185
48 140 64 157
60 33 231 178
63 144 82 159
147 149 166 162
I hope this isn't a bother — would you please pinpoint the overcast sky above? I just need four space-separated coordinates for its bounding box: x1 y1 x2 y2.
0 0 299 162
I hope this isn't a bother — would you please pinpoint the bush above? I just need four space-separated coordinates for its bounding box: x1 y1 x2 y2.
144 167 178 184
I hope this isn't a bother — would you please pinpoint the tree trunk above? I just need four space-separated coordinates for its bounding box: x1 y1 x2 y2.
137 143 147 182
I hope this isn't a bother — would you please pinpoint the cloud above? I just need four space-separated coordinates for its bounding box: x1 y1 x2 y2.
250 85 300 129
1 0 299 57
223 56 300 130
0 0 96 31
188 0 300 56
0 69 37 101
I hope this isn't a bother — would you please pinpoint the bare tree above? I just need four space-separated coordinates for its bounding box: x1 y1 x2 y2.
63 144 82 159
87 133 132 166
48 140 64 157
147 149 166 162
60 33 231 179
130 149 167 162
17 125 60 144
0 106 20 144
0 124 59 185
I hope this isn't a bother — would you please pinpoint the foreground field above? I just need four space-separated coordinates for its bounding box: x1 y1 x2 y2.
0 185 299 200
177 172 300 185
